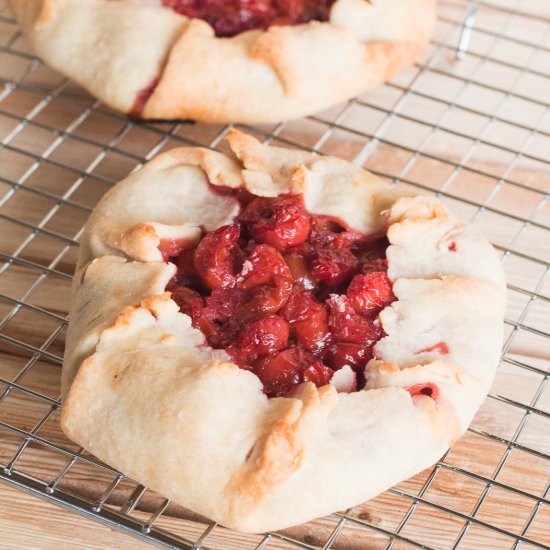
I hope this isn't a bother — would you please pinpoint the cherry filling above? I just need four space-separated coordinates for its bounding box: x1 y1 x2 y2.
162 0 336 37
165 193 397 397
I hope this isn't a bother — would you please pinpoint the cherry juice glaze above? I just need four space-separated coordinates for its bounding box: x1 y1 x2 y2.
163 0 336 37
129 78 160 118
408 383 440 401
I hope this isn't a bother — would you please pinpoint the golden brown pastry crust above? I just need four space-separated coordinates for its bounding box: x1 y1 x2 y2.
60 131 506 532
9 0 436 123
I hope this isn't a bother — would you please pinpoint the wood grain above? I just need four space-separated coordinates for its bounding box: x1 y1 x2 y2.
0 484 155 550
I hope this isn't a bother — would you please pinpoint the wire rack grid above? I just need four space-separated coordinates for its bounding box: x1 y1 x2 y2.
0 0 549 548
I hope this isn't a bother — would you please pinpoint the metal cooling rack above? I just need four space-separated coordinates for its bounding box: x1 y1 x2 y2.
1 0 549 548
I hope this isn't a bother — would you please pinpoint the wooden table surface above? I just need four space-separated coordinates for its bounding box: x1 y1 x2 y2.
1 1 550 549
0 483 154 550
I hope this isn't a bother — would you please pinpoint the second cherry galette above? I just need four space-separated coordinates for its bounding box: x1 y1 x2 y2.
10 0 436 123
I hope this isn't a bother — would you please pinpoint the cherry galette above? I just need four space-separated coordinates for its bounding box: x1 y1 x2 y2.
61 131 505 533
10 0 436 123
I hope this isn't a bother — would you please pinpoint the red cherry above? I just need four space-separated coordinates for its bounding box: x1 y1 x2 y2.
205 287 248 319
283 252 318 291
327 295 383 345
407 383 439 401
184 305 218 342
226 345 253 370
361 258 388 274
309 217 345 248
192 288 248 348
194 224 244 290
311 248 359 287
356 237 389 266
206 318 244 349
169 286 204 317
158 237 186 261
238 244 289 287
323 342 368 371
237 244 293 313
240 195 310 250
256 347 311 397
347 272 395 314
309 216 368 249
171 247 198 287
282 290 329 352
237 315 289 357
303 362 334 387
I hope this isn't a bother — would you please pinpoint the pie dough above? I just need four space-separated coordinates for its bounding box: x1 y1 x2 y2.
9 0 436 123
61 130 506 532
